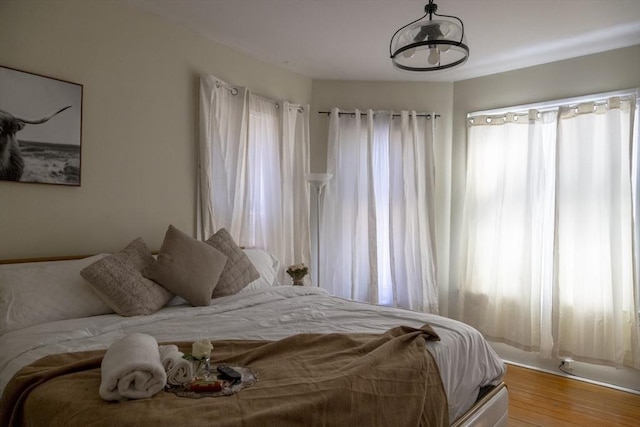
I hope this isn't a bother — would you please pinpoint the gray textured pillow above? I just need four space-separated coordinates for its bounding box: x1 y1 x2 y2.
81 238 174 316
205 228 260 297
143 225 228 306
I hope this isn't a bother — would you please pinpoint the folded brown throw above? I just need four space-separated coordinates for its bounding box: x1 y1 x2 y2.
0 324 448 427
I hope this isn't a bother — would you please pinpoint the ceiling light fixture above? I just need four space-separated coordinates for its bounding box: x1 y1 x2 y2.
390 0 469 72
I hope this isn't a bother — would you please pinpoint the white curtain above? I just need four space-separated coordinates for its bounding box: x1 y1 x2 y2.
460 110 557 355
199 75 311 280
241 94 283 250
460 95 639 368
281 102 311 274
198 76 248 239
555 99 637 367
322 109 438 313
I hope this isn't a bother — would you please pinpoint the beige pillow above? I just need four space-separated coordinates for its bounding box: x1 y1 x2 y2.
205 228 260 297
143 225 228 306
81 238 174 316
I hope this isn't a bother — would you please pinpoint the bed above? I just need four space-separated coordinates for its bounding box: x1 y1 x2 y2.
0 229 508 426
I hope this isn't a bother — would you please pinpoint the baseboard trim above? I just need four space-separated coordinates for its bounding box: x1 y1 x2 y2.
503 360 640 395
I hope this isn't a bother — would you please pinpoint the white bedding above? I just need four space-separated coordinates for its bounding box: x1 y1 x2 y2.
0 286 505 422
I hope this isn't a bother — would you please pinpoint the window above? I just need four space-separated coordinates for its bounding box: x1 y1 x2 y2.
198 76 311 282
460 90 639 368
321 110 439 313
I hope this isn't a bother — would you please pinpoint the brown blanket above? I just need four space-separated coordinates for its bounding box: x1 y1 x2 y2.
0 324 448 427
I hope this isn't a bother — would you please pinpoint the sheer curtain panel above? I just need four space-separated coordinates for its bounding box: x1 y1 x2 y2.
322 109 439 313
460 110 557 355
199 76 311 281
242 94 283 250
198 76 248 239
555 99 637 367
281 102 311 275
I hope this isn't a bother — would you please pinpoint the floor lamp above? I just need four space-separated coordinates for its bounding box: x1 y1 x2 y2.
306 173 332 287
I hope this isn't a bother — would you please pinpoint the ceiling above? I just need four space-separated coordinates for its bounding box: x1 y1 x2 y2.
125 0 640 82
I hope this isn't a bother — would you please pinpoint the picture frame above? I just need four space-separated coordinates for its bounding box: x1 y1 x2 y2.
0 65 83 186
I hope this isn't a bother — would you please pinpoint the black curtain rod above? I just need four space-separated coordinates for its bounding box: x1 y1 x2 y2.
319 111 440 119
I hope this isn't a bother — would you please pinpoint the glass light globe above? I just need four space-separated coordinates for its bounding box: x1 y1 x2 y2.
402 47 416 58
428 48 440 65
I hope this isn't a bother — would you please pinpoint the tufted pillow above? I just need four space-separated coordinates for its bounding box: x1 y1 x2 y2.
81 238 174 316
0 254 114 334
143 225 228 306
205 228 260 297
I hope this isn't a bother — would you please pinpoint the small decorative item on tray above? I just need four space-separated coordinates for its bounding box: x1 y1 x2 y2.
186 378 229 393
168 364 257 398
166 338 257 398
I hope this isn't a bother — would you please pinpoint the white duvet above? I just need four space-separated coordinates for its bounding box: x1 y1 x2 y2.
0 286 505 422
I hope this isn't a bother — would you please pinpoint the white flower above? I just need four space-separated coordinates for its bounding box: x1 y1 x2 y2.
288 263 305 271
192 338 213 360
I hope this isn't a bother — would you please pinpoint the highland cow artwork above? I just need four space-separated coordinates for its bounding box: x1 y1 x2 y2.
0 66 82 186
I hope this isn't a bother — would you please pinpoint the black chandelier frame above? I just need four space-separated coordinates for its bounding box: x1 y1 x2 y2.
389 0 470 72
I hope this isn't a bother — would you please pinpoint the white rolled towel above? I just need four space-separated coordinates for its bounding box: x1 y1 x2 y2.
100 333 167 401
159 344 194 386
159 345 182 371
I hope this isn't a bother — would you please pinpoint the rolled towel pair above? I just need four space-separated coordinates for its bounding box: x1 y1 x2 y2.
159 344 195 386
100 333 166 401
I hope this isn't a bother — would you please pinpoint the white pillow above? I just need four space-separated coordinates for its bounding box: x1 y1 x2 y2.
0 254 115 334
239 248 281 292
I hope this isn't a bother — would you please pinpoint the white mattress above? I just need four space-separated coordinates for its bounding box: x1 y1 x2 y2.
0 286 505 422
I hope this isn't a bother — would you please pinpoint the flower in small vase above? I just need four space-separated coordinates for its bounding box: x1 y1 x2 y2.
190 338 214 379
286 263 309 285
192 338 213 360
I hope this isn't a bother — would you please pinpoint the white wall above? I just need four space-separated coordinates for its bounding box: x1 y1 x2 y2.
0 0 312 259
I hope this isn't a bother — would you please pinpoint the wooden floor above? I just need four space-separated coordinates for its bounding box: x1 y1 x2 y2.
503 363 640 426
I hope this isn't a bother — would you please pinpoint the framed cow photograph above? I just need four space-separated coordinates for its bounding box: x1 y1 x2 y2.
0 66 83 186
